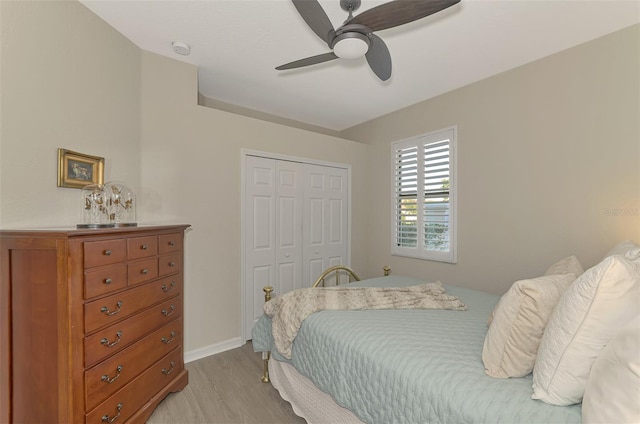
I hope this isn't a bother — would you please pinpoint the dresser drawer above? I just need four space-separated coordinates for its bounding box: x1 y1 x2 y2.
85 296 183 367
127 257 158 285
159 252 182 277
86 348 184 424
84 239 127 268
158 233 182 254
84 318 182 410
127 235 158 260
85 275 182 333
84 264 128 299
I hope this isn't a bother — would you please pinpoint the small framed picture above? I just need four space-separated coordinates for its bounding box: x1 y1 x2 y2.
57 148 105 188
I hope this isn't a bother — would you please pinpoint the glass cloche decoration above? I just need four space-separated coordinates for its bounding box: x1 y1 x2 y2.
78 184 113 228
104 181 137 227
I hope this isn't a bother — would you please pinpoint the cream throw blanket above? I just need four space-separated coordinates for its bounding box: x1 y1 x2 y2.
264 282 467 359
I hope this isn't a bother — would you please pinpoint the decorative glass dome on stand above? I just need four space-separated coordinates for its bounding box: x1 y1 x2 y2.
104 181 137 227
78 184 114 228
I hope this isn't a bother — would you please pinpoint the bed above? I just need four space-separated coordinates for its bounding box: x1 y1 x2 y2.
252 266 585 424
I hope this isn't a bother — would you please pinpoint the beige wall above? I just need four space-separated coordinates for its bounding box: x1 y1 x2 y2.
0 1 141 227
342 24 640 295
139 51 369 353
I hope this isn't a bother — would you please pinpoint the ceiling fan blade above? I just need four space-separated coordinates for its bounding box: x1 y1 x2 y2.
347 0 461 32
292 0 336 44
365 34 392 81
276 52 339 71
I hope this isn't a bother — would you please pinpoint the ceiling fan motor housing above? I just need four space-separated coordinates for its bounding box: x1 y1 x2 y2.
331 31 370 59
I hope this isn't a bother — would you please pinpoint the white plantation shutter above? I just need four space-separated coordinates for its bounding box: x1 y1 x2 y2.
395 145 418 248
392 128 457 263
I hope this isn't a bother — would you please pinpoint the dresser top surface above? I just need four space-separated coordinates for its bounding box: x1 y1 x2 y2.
0 223 191 237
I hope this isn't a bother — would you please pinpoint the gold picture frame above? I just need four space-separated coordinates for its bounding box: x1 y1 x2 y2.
57 148 104 188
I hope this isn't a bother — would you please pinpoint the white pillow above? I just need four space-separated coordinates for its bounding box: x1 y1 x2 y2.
532 255 640 405
544 255 584 277
482 274 576 378
486 255 582 328
582 316 640 424
606 240 640 260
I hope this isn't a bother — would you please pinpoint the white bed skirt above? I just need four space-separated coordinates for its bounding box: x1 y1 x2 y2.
269 359 365 424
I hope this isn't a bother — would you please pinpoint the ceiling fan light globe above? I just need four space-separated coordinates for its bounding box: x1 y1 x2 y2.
333 35 369 59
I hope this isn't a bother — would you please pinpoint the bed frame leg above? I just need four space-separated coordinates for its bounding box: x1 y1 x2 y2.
261 351 271 383
261 285 274 383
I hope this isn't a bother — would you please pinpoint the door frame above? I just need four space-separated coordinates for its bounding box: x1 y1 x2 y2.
240 149 352 342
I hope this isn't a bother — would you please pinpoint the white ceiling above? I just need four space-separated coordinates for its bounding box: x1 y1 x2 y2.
80 0 639 131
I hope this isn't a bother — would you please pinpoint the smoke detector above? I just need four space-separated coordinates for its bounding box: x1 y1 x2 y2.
171 41 191 56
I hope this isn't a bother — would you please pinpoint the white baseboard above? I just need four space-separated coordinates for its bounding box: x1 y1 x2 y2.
184 337 243 363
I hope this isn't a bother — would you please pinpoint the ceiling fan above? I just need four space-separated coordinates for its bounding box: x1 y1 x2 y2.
276 0 461 81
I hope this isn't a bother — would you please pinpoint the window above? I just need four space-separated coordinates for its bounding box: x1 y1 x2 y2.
391 127 457 263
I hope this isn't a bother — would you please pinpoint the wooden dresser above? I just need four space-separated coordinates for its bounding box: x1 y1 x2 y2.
0 224 190 424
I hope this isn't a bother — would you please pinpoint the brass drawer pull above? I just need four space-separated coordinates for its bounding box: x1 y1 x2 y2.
104 278 113 285
141 244 148 250
100 301 123 316
141 269 148 275
161 331 176 344
168 262 176 267
101 403 123 423
101 365 124 384
161 361 175 376
104 250 112 256
161 305 175 317
169 241 176 246
161 281 175 293
101 331 122 347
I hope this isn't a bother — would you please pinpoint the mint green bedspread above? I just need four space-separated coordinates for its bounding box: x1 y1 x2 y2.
252 276 581 424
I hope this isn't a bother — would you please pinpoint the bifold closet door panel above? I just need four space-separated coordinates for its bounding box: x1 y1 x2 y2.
274 160 304 294
244 156 277 338
302 164 349 287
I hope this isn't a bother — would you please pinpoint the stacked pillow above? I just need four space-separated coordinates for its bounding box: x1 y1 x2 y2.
543 255 584 277
582 316 640 423
532 241 640 406
605 240 640 259
482 256 583 378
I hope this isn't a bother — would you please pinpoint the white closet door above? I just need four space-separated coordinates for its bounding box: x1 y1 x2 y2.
274 160 304 295
244 157 305 337
243 155 349 339
302 164 349 287
244 156 276 337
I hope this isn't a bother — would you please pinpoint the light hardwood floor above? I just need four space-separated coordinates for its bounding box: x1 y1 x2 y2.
147 342 306 424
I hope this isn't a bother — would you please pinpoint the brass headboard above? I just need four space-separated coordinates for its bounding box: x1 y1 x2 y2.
311 265 361 287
